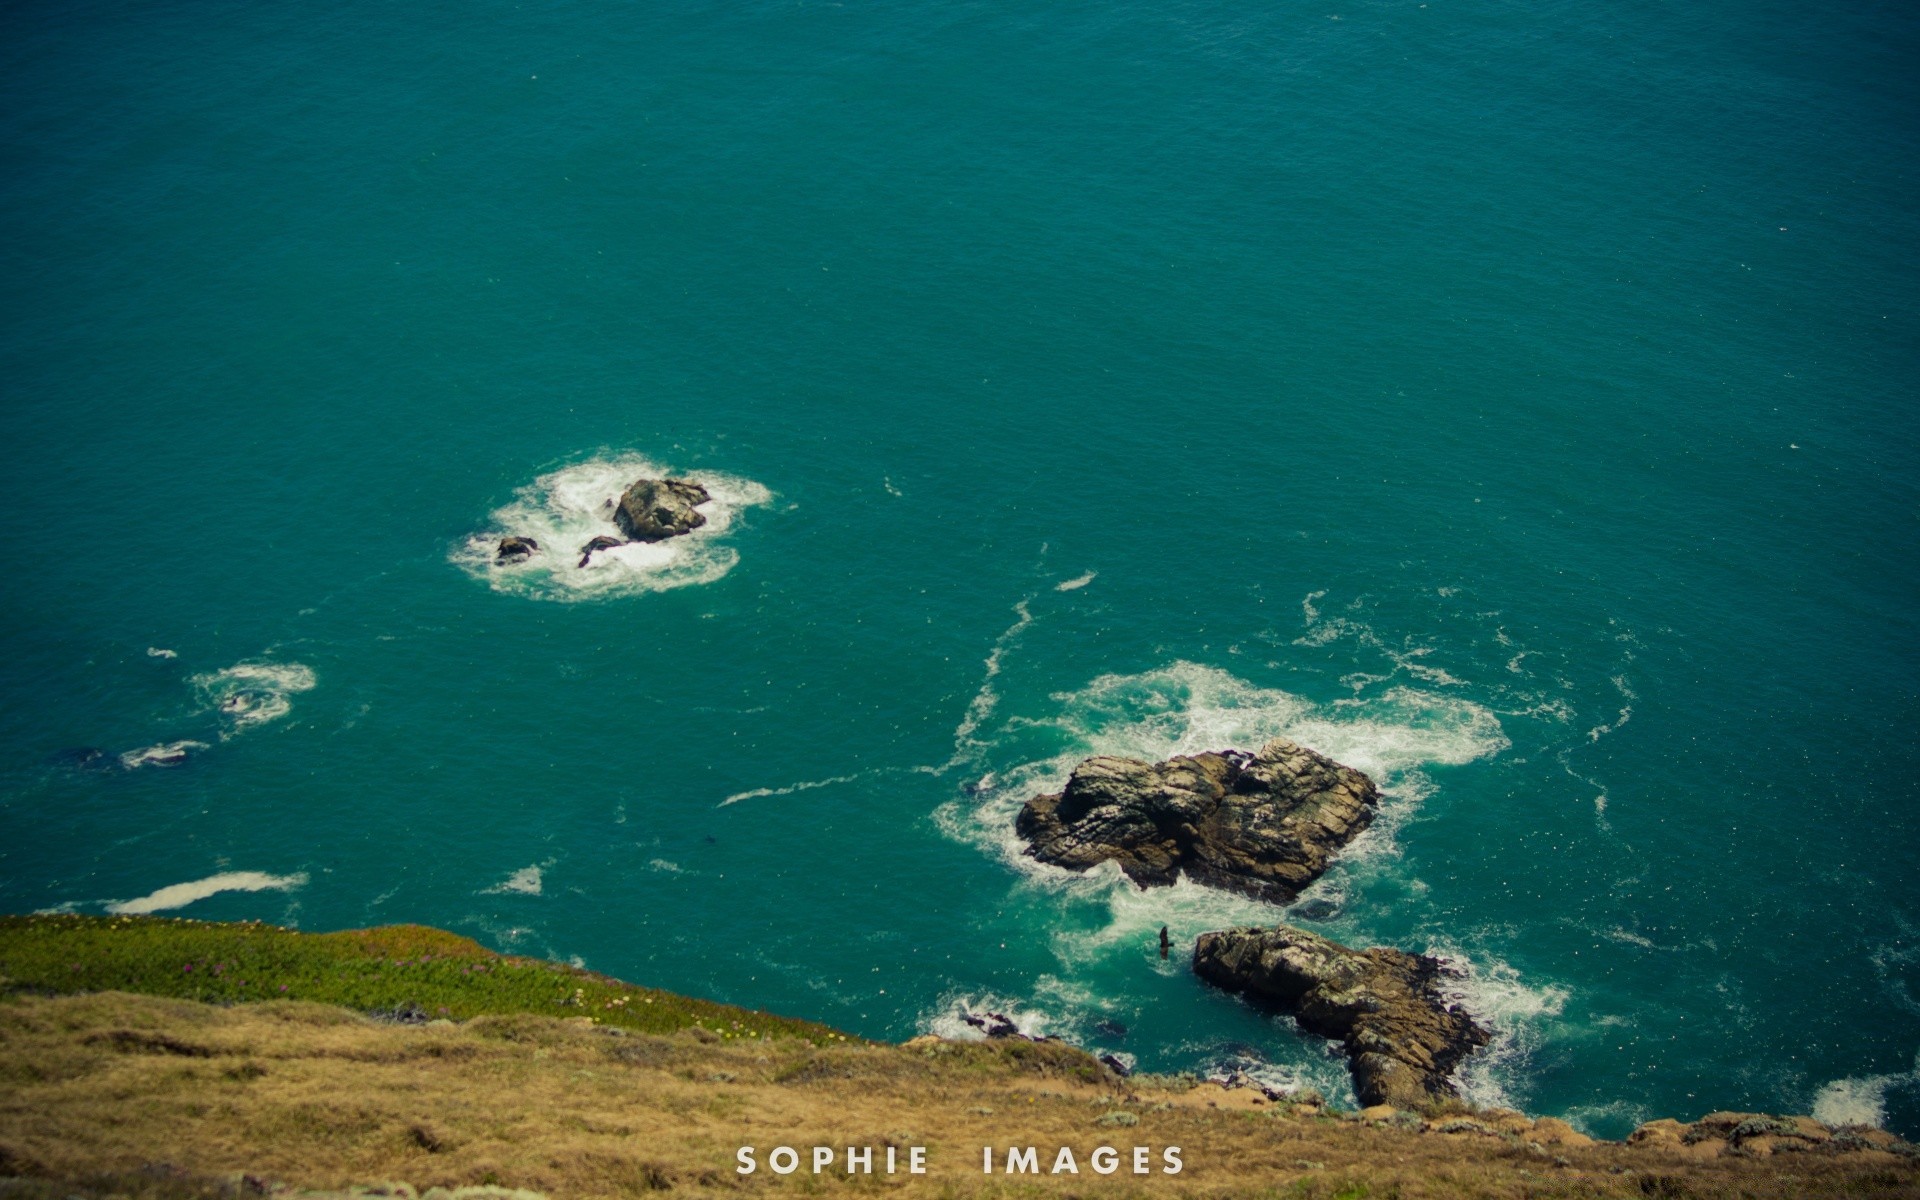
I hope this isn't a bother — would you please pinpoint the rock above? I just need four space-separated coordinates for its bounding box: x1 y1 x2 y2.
1530 1117 1594 1148
613 478 711 543
577 535 624 567
49 747 113 772
1629 1118 1687 1147
1098 1053 1134 1077
960 1010 1051 1041
1191 924 1489 1110
1015 738 1380 904
1290 897 1342 922
494 536 539 564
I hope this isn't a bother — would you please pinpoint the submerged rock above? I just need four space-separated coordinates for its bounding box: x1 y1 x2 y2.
1014 738 1379 904
495 536 539 564
48 747 113 772
577 535 625 567
613 478 711 543
1191 924 1489 1110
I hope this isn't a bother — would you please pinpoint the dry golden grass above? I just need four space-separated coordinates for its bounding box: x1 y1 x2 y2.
2 993 1916 1199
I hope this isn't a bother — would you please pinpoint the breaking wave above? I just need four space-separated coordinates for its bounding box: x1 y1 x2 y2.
1424 942 1571 1112
1813 1052 1920 1128
452 454 772 601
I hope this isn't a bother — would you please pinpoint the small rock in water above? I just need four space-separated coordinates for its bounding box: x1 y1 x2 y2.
577 535 624 567
1291 897 1341 922
495 536 539 564
1094 1017 1129 1039
613 478 710 542
49 747 113 772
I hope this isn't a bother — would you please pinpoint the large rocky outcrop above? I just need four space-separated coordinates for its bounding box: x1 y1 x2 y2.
613 478 711 542
1014 738 1378 904
1192 924 1488 1110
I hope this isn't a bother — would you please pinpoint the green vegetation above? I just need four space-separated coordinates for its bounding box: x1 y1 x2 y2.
0 914 849 1045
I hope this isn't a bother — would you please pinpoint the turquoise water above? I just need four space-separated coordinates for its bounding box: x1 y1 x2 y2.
3 0 1917 1139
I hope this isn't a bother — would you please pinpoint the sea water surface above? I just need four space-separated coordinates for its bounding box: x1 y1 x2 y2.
2 0 1917 1138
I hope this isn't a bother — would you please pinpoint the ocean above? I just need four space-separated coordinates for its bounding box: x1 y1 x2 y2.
2 0 1916 1139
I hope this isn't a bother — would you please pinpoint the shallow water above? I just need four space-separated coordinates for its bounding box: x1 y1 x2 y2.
2 0 1916 1137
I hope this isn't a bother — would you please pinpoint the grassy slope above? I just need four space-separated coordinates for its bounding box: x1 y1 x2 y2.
2 917 1917 1200
0 915 845 1044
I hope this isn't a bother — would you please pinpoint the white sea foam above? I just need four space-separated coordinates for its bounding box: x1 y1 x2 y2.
452 454 772 601
1813 1052 1920 1128
108 871 308 915
119 740 208 769
483 865 545 895
146 647 177 659
721 771 867 807
1056 571 1097 592
1424 942 1570 1111
190 660 316 735
944 599 1034 766
921 990 1069 1042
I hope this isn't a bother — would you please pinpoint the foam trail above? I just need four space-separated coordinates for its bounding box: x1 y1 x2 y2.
119 740 207 769
720 772 868 807
724 593 1043 805
451 453 771 602
1586 673 1636 743
1813 1051 1920 1128
108 871 308 914
944 598 1034 768
146 647 177 659
1056 571 1097 592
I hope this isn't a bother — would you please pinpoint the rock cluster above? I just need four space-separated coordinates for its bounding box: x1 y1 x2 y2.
1191 924 1489 1110
1627 1111 1916 1160
493 477 712 570
1014 738 1378 904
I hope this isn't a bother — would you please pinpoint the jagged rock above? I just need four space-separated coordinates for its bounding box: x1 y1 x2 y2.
613 478 710 542
495 536 539 564
1191 924 1489 1110
1015 738 1379 904
577 535 625 567
960 1010 1041 1040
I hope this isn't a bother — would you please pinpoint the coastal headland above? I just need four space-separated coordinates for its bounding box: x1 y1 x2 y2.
2 915 1915 1199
